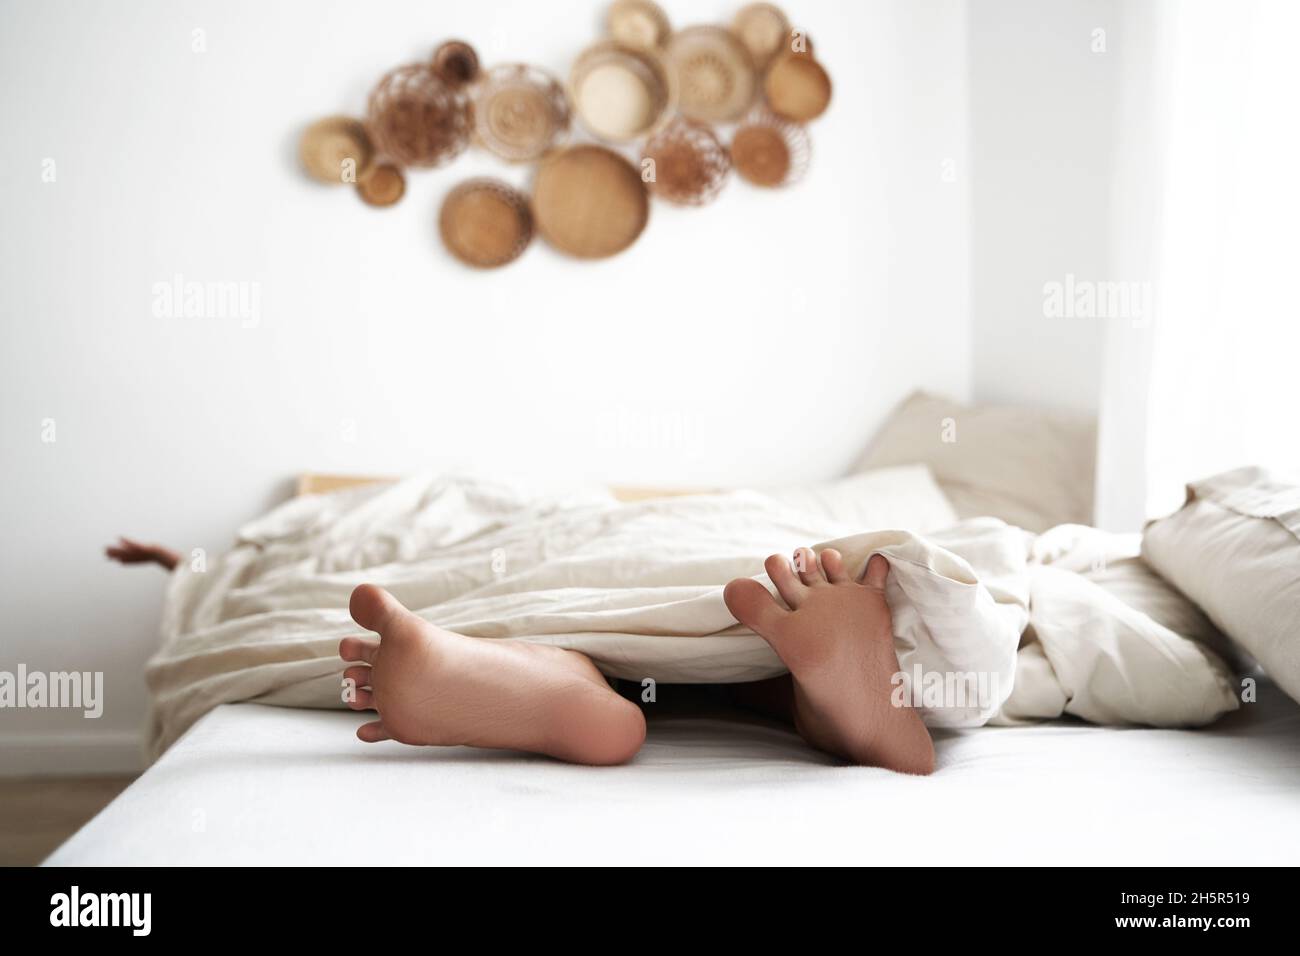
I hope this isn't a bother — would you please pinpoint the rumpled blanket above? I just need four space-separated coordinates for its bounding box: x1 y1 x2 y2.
147 474 1240 756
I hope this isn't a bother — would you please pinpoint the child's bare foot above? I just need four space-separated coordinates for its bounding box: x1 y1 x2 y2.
338 584 645 765
724 549 936 775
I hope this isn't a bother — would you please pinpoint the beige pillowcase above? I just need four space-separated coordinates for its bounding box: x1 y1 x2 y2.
762 464 959 533
1142 466 1300 705
855 391 1096 533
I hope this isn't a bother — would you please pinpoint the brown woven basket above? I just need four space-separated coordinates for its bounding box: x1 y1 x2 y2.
300 116 375 184
432 40 480 87
531 145 649 259
730 109 810 187
641 119 731 206
367 63 471 168
356 164 406 207
439 178 534 268
764 51 832 122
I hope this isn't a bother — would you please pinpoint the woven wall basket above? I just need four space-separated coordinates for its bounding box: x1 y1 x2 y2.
367 63 471 168
641 119 731 205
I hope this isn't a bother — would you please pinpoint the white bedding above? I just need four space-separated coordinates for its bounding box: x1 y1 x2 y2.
145 474 1239 755
47 692 1300 866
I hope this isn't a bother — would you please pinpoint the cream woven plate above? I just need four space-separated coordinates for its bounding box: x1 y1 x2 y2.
473 63 571 162
606 0 671 49
571 41 674 142
733 3 791 69
665 25 756 123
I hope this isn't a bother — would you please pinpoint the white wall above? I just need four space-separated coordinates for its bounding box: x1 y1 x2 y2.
0 0 971 771
1095 0 1164 531
967 0 1120 415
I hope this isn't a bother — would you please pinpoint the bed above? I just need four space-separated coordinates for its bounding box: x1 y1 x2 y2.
46 684 1300 865
48 396 1300 866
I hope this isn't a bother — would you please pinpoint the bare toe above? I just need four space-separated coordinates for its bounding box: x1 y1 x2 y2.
339 636 379 664
349 583 403 632
820 548 849 583
764 553 806 607
356 720 390 743
793 547 824 586
723 577 787 636
346 688 374 711
861 553 891 590
342 664 372 688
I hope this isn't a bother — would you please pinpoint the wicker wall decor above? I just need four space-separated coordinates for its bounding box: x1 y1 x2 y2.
356 164 406 207
571 41 674 143
367 63 471 168
298 3 832 266
641 119 731 205
299 116 374 184
439 179 534 268
606 0 672 50
733 3 790 69
474 63 571 162
665 25 757 123
532 145 650 258
764 49 832 121
731 108 810 187
432 40 480 86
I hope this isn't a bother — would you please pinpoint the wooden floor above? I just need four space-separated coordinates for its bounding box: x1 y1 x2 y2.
0 776 136 866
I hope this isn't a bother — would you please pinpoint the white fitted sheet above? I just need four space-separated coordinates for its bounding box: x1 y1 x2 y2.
47 688 1300 866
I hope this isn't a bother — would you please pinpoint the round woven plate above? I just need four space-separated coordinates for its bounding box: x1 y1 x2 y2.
473 63 571 162
300 116 374 185
733 3 790 69
731 110 810 187
367 63 471 168
606 0 671 49
531 145 649 258
641 119 730 206
439 179 534 268
356 164 406 207
571 41 674 142
665 25 756 123
764 52 832 122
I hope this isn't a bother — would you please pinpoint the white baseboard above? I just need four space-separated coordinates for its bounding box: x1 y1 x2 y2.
0 731 146 777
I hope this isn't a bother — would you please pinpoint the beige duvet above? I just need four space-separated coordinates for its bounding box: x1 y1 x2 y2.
146 474 1240 756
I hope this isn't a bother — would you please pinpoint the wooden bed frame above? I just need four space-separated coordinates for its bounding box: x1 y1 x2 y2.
296 473 710 502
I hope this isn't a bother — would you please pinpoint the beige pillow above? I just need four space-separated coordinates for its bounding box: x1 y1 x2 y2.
855 391 1096 532
762 464 959 533
1141 466 1300 706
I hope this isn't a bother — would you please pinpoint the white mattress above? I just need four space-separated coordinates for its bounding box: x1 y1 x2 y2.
47 689 1300 866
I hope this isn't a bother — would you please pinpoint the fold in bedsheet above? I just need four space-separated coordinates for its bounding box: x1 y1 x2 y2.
145 474 1239 757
